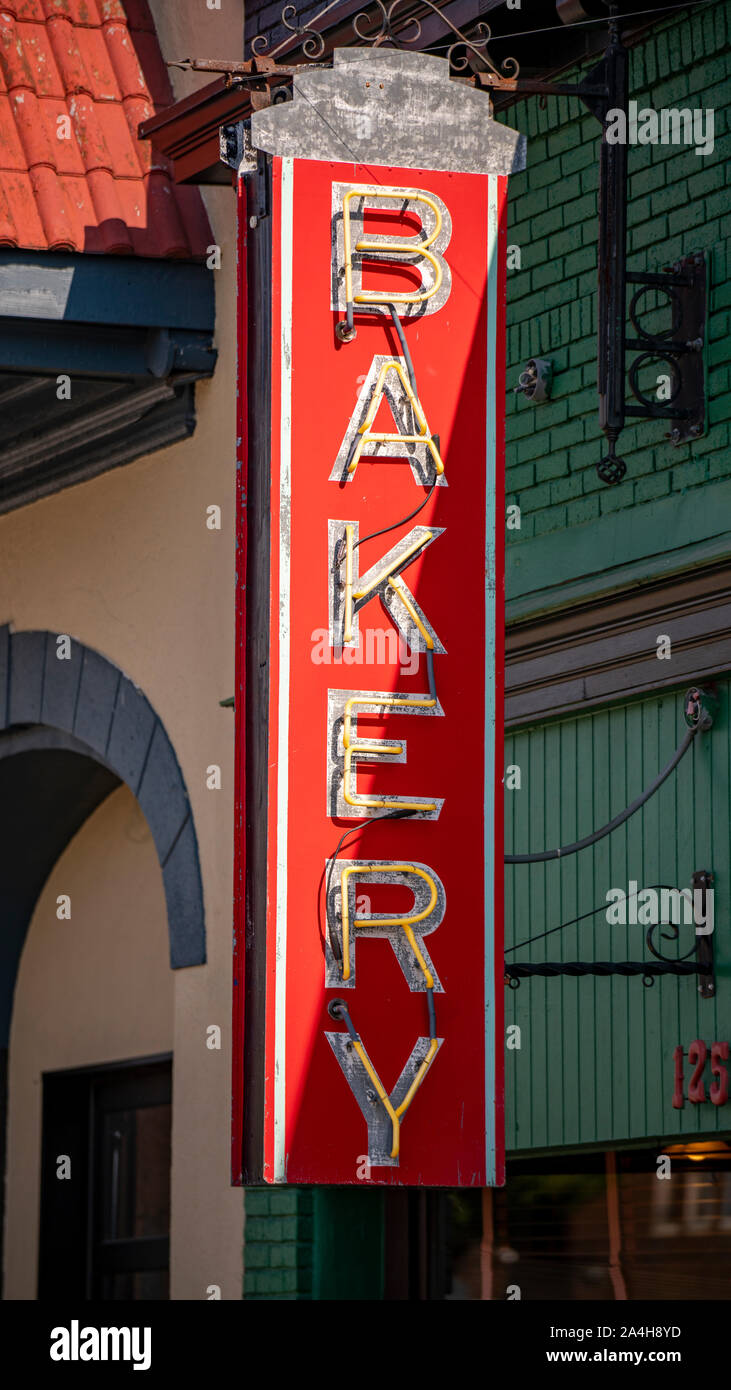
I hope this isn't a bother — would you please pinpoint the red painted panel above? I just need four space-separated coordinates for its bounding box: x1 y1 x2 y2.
249 156 505 1186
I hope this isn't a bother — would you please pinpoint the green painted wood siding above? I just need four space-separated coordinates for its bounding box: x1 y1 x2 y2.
505 680 731 1151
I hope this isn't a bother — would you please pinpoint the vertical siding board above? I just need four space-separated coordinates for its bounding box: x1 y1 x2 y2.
591 712 612 1141
504 731 518 1149
693 697 713 1139
667 695 692 1139
624 699 642 1139
641 697 663 1138
562 718 581 1145
506 728 533 1149
545 725 566 1145
627 698 647 1139
676 688 702 1137
571 713 593 1146
521 726 535 1151
504 731 514 1147
659 693 683 1138
691 687 722 1134
530 727 549 1148
710 689 730 1133
610 703 631 1140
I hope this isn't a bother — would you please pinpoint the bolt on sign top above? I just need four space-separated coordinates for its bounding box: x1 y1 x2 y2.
233 48 526 1187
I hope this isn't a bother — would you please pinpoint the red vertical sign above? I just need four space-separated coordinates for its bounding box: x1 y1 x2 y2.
241 152 507 1187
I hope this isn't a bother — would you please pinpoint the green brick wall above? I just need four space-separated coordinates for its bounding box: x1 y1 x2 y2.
499 2 730 547
243 1187 384 1299
243 1188 313 1299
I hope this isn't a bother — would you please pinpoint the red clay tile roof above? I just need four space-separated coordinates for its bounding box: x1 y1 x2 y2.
0 0 212 258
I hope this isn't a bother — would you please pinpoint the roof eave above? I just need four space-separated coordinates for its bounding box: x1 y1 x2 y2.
139 78 253 185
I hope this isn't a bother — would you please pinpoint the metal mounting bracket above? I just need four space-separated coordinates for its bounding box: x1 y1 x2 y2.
577 23 708 483
691 869 715 1000
506 869 717 1001
625 254 707 447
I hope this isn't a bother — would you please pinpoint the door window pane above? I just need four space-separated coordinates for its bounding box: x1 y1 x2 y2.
40 1058 172 1301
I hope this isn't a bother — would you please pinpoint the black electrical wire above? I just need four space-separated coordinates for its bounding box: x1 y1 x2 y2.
426 647 436 700
505 884 681 954
327 295 442 964
352 479 437 553
505 725 698 864
387 301 417 393
325 808 413 964
425 1 712 51
335 304 439 560
325 642 440 966
426 985 436 1040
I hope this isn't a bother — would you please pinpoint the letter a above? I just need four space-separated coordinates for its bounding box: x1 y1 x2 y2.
331 356 445 486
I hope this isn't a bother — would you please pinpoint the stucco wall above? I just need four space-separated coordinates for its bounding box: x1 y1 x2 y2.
148 0 245 104
0 1 245 1298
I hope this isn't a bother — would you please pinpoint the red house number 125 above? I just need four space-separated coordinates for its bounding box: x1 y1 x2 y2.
673 1040 729 1109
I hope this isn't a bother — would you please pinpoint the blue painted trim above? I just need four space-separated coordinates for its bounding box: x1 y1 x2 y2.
0 251 214 331
0 319 216 379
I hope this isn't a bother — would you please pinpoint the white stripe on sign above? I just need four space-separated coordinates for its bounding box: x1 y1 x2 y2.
483 174 499 1185
274 157 294 1182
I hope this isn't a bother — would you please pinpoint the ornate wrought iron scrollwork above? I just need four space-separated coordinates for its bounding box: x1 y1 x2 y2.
644 871 715 999
251 2 327 59
250 0 519 78
352 0 420 47
645 919 698 966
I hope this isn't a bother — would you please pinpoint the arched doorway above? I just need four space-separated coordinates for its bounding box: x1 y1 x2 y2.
5 786 173 1298
0 628 206 1297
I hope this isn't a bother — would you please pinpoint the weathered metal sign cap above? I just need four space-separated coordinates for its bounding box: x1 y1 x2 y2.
250 48 526 175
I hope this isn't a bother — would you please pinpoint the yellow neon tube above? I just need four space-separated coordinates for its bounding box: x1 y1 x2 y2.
394 1038 439 1119
350 1030 438 1158
351 531 432 603
342 188 444 312
388 576 434 650
341 694 436 811
347 361 444 476
356 246 442 304
351 1039 401 1159
342 693 436 748
343 524 354 644
359 361 424 434
340 863 438 987
401 924 434 989
343 740 436 812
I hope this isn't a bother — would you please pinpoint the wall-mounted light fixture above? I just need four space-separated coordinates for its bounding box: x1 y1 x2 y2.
513 357 553 404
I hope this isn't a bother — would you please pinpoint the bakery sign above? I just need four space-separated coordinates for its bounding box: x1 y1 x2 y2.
233 48 525 1186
